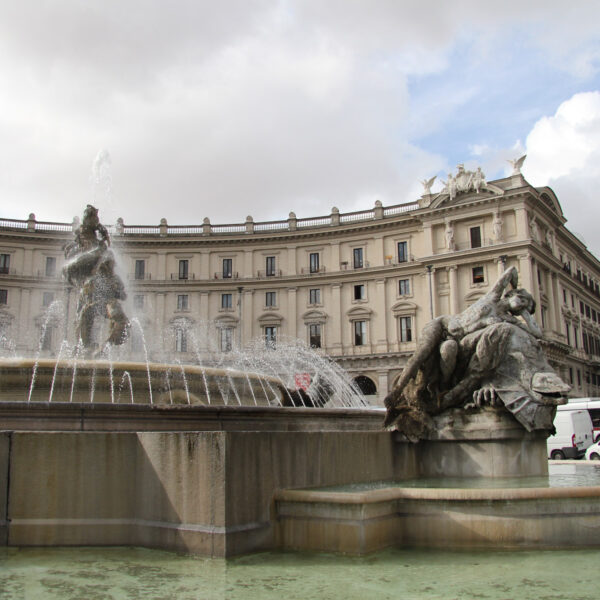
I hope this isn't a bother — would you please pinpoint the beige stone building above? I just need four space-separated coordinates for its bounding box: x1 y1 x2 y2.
1 167 600 402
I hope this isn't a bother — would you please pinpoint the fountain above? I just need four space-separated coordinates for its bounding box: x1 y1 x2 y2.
1 208 599 558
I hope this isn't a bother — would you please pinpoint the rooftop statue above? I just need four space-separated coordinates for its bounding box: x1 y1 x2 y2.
383 266 570 441
441 164 487 199
63 205 129 355
508 154 527 175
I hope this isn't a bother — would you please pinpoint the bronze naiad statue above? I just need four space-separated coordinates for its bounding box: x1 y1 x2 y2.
384 266 570 441
63 205 129 355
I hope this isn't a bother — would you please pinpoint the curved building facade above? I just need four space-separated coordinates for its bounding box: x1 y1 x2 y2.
1 169 599 403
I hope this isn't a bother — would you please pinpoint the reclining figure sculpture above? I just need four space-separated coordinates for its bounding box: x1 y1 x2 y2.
63 205 129 355
384 266 570 441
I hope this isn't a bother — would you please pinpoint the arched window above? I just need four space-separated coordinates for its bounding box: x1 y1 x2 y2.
353 375 377 396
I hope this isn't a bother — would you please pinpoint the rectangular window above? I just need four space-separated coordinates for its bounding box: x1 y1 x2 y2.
220 327 233 352
353 248 364 269
586 305 591 318
577 370 582 387
354 284 365 300
134 260 145 280
470 226 482 249
266 291 276 307
309 323 322 348
398 279 410 295
45 257 56 277
177 294 189 311
397 241 408 263
569 367 574 385
472 266 484 284
222 258 233 279
42 292 54 307
0 289 6 304
133 295 144 310
580 301 585 315
178 259 189 280
309 253 320 273
562 289 567 304
221 293 232 309
266 256 276 276
565 322 571 346
175 328 187 353
309 288 321 305
400 316 412 342
354 320 367 346
574 326 579 348
265 326 277 349
0 254 9 274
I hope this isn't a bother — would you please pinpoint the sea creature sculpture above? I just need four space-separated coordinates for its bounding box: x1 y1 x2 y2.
62 205 129 355
383 266 569 440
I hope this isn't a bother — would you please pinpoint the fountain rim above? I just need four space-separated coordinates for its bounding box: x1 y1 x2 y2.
0 357 284 382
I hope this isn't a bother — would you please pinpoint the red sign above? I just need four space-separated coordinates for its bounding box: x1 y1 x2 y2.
294 373 311 391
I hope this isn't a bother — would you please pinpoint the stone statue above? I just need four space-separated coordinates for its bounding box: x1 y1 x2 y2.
508 154 527 175
442 173 457 200
443 164 487 198
444 220 455 251
529 215 541 242
420 176 436 195
383 266 569 441
492 211 503 242
62 205 130 354
473 167 485 193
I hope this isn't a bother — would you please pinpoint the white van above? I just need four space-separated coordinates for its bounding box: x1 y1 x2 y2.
558 398 600 442
547 409 593 459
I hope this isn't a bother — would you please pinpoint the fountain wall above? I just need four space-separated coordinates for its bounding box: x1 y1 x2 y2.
0 404 559 557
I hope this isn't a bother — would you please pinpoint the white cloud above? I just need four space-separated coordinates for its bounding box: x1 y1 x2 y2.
0 2 598 227
523 92 600 255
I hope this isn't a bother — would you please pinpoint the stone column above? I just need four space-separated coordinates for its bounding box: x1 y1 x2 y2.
287 245 297 276
550 272 562 333
23 248 33 276
371 235 384 267
242 289 254 343
244 250 253 278
199 291 209 324
374 279 387 352
377 370 389 407
518 253 537 298
199 251 210 279
448 266 459 314
330 242 340 271
287 287 297 338
514 207 529 240
329 283 342 353
157 252 167 280
421 223 434 257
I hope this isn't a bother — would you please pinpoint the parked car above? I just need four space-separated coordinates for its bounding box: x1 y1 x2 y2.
585 441 600 460
547 409 594 459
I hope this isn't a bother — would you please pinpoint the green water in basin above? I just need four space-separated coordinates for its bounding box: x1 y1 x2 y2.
315 463 600 492
0 546 596 600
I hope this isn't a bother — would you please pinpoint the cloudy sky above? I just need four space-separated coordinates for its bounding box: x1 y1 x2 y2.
1 1 599 253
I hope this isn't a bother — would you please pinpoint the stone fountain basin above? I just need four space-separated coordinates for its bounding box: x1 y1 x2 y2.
0 357 286 405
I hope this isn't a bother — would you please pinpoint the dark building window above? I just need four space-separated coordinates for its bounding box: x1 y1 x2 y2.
400 316 412 342
45 257 56 277
354 284 365 300
309 323 321 348
353 248 364 269
221 293 232 309
265 326 277 349
221 328 233 352
178 260 189 280
266 291 276 307
177 294 189 310
398 241 408 263
0 254 9 275
175 328 187 353
472 266 484 283
354 320 367 346
266 256 276 276
309 288 321 305
223 258 232 279
134 260 145 280
0 289 7 304
309 253 320 273
399 279 410 295
42 292 54 307
470 226 482 249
